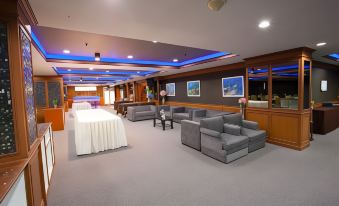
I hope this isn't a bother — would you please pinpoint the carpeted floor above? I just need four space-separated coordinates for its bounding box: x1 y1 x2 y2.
47 108 339 206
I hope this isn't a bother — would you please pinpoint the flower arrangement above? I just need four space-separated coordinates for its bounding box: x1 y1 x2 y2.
238 97 247 108
238 97 247 118
160 90 167 104
145 86 154 102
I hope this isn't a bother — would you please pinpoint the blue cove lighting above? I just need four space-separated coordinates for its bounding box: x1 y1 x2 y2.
328 53 339 60
31 31 230 67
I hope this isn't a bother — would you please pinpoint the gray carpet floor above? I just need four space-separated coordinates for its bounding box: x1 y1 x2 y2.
47 108 339 206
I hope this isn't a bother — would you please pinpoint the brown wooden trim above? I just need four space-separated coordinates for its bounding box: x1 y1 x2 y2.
18 0 38 26
159 62 245 80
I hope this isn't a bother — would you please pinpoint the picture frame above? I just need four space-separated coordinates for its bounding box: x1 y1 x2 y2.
222 76 244 97
165 83 176 96
321 80 327 92
187 80 200 97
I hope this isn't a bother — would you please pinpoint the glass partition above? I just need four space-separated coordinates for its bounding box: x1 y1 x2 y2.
248 66 269 108
304 60 311 109
271 61 299 110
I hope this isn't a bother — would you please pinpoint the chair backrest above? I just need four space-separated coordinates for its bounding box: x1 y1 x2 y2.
206 110 224 117
223 113 242 126
200 116 224 133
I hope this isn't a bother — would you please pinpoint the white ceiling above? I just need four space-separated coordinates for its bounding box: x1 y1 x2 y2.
29 0 339 79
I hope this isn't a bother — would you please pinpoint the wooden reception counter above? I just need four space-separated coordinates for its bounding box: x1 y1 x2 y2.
313 106 339 134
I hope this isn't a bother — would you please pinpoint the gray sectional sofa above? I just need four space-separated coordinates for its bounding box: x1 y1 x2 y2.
181 112 267 163
200 116 249 163
192 109 232 122
172 107 200 123
127 105 156 121
181 109 233 150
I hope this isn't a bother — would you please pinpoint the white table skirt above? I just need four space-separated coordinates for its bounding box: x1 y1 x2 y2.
74 109 128 155
72 102 92 116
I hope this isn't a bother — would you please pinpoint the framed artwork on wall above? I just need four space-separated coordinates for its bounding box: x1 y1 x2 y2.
187 80 200 97
321 80 327 92
222 76 244 97
166 83 176 96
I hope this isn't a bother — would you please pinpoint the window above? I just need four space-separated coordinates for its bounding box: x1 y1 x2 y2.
271 61 299 110
248 66 269 108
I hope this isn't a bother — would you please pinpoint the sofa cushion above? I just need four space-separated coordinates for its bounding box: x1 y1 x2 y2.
193 117 204 123
200 116 224 133
135 111 155 117
173 113 190 120
241 128 267 142
220 133 248 151
223 113 242 126
223 123 241 136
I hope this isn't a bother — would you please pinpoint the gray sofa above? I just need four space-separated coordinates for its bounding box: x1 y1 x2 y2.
127 105 156 121
172 107 201 123
223 113 266 152
192 109 232 122
200 116 249 163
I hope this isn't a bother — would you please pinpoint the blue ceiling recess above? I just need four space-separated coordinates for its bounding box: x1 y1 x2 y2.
328 53 339 61
31 31 230 67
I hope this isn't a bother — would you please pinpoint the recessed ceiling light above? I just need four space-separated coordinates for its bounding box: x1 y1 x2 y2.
95 52 100 61
152 40 158 43
258 20 270 29
127 55 134 59
173 58 179 62
67 69 72 71
316 42 327 47
106 70 109 73
137 71 140 74
89 67 94 70
63 49 70 54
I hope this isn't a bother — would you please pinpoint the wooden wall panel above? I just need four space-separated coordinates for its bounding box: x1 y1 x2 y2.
166 101 240 113
246 111 270 136
270 114 299 145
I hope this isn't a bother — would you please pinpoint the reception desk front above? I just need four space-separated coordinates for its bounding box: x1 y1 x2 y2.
313 106 339 134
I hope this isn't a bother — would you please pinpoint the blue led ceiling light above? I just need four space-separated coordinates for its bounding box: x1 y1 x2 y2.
31 31 230 67
328 53 339 60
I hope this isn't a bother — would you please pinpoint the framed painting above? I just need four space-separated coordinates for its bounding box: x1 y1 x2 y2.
166 83 176 96
222 76 244 97
187 80 200 97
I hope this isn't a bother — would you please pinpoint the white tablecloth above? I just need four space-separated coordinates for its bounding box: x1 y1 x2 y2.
74 109 128 155
72 102 92 116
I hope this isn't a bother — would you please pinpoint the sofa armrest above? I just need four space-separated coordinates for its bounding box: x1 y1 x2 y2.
242 120 259 130
192 109 207 118
126 107 136 120
223 123 241 136
200 128 221 138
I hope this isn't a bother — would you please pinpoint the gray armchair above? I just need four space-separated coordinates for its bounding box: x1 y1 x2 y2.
223 113 266 152
127 105 156 121
192 109 232 122
172 107 197 123
200 116 249 163
181 120 201 150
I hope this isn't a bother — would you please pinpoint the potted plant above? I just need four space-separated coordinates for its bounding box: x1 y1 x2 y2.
52 98 58 108
160 90 167 105
145 86 154 102
238 97 247 119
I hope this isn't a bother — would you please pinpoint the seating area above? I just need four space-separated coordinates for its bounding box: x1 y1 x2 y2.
1 1 339 206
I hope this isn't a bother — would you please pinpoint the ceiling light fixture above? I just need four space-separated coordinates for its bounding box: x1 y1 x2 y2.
258 20 270 29
67 69 72 71
152 40 158 43
89 67 94 70
316 42 327 47
207 0 226 11
173 58 179 62
106 70 109 73
63 49 70 54
137 71 140 74
95 52 100 61
127 55 134 59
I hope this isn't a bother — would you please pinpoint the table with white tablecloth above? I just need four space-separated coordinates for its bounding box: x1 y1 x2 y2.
74 109 128 155
72 102 92 116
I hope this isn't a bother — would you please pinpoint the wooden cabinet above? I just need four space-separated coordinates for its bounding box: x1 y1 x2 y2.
34 76 64 108
43 108 65 131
